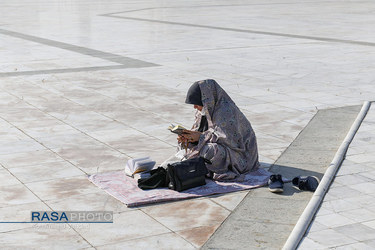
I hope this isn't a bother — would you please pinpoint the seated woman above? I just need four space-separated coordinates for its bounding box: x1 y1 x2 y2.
175 79 259 181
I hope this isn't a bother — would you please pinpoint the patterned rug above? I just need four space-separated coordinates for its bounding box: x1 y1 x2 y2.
88 168 271 207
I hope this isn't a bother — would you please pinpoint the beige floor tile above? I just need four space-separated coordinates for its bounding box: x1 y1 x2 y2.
142 199 230 231
74 210 170 246
22 124 82 140
8 161 83 183
47 192 132 213
314 213 356 228
103 133 174 157
298 237 325 250
0 183 40 207
130 146 176 165
338 208 375 223
320 199 361 213
25 175 99 201
0 169 21 187
209 191 248 211
0 225 91 249
0 132 31 143
0 201 50 232
0 107 50 123
0 139 45 155
97 232 195 250
363 220 375 230
307 229 356 248
177 225 219 248
0 149 64 169
37 133 100 150
54 144 128 174
350 182 375 194
56 110 117 129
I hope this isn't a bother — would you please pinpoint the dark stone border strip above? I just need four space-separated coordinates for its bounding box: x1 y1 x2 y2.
0 28 158 68
0 65 143 77
203 105 362 249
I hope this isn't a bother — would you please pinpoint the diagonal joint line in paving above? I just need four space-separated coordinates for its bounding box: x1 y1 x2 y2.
0 28 158 69
102 2 332 16
101 14 375 48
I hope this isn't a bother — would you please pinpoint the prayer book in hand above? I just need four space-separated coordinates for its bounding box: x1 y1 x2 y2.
125 157 156 178
168 124 187 135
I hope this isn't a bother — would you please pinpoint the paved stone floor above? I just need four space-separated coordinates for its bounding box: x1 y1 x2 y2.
300 103 375 249
0 0 374 249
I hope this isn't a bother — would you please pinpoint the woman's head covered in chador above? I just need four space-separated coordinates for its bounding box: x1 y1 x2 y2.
182 79 259 181
185 81 204 111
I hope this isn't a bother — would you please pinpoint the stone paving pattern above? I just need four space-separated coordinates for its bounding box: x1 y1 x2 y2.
300 104 375 249
0 0 374 249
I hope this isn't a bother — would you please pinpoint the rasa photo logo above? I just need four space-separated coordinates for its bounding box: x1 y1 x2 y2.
31 211 113 223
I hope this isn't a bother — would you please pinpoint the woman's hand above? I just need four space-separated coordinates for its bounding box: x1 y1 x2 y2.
177 134 188 143
182 130 202 143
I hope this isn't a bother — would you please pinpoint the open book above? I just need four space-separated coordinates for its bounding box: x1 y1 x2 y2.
125 157 156 178
168 124 187 135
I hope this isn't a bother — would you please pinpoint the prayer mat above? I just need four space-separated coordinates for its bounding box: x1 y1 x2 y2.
88 168 271 207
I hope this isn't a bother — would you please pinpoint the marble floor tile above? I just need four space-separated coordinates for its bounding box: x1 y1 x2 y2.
54 144 128 174
0 169 22 187
0 149 64 169
36 133 101 150
176 225 219 248
307 229 356 248
8 161 83 183
74 210 170 246
25 175 99 201
338 208 375 223
334 242 375 250
13 121 82 139
0 183 40 207
334 174 373 186
349 182 375 195
0 225 91 249
334 223 375 242
363 220 375 230
358 170 375 181
306 221 328 234
0 132 32 143
343 195 375 209
0 201 50 232
142 198 230 231
97 232 194 250
0 139 45 155
47 191 132 214
297 237 325 250
314 206 334 216
325 186 363 199
209 191 248 211
54 110 116 129
319 199 361 213
0 107 50 123
348 153 375 164
336 162 373 176
314 213 356 228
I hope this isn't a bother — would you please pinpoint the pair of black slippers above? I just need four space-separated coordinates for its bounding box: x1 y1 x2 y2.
268 174 320 193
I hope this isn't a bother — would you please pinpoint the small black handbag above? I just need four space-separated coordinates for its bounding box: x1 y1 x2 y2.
167 157 209 192
137 167 168 190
